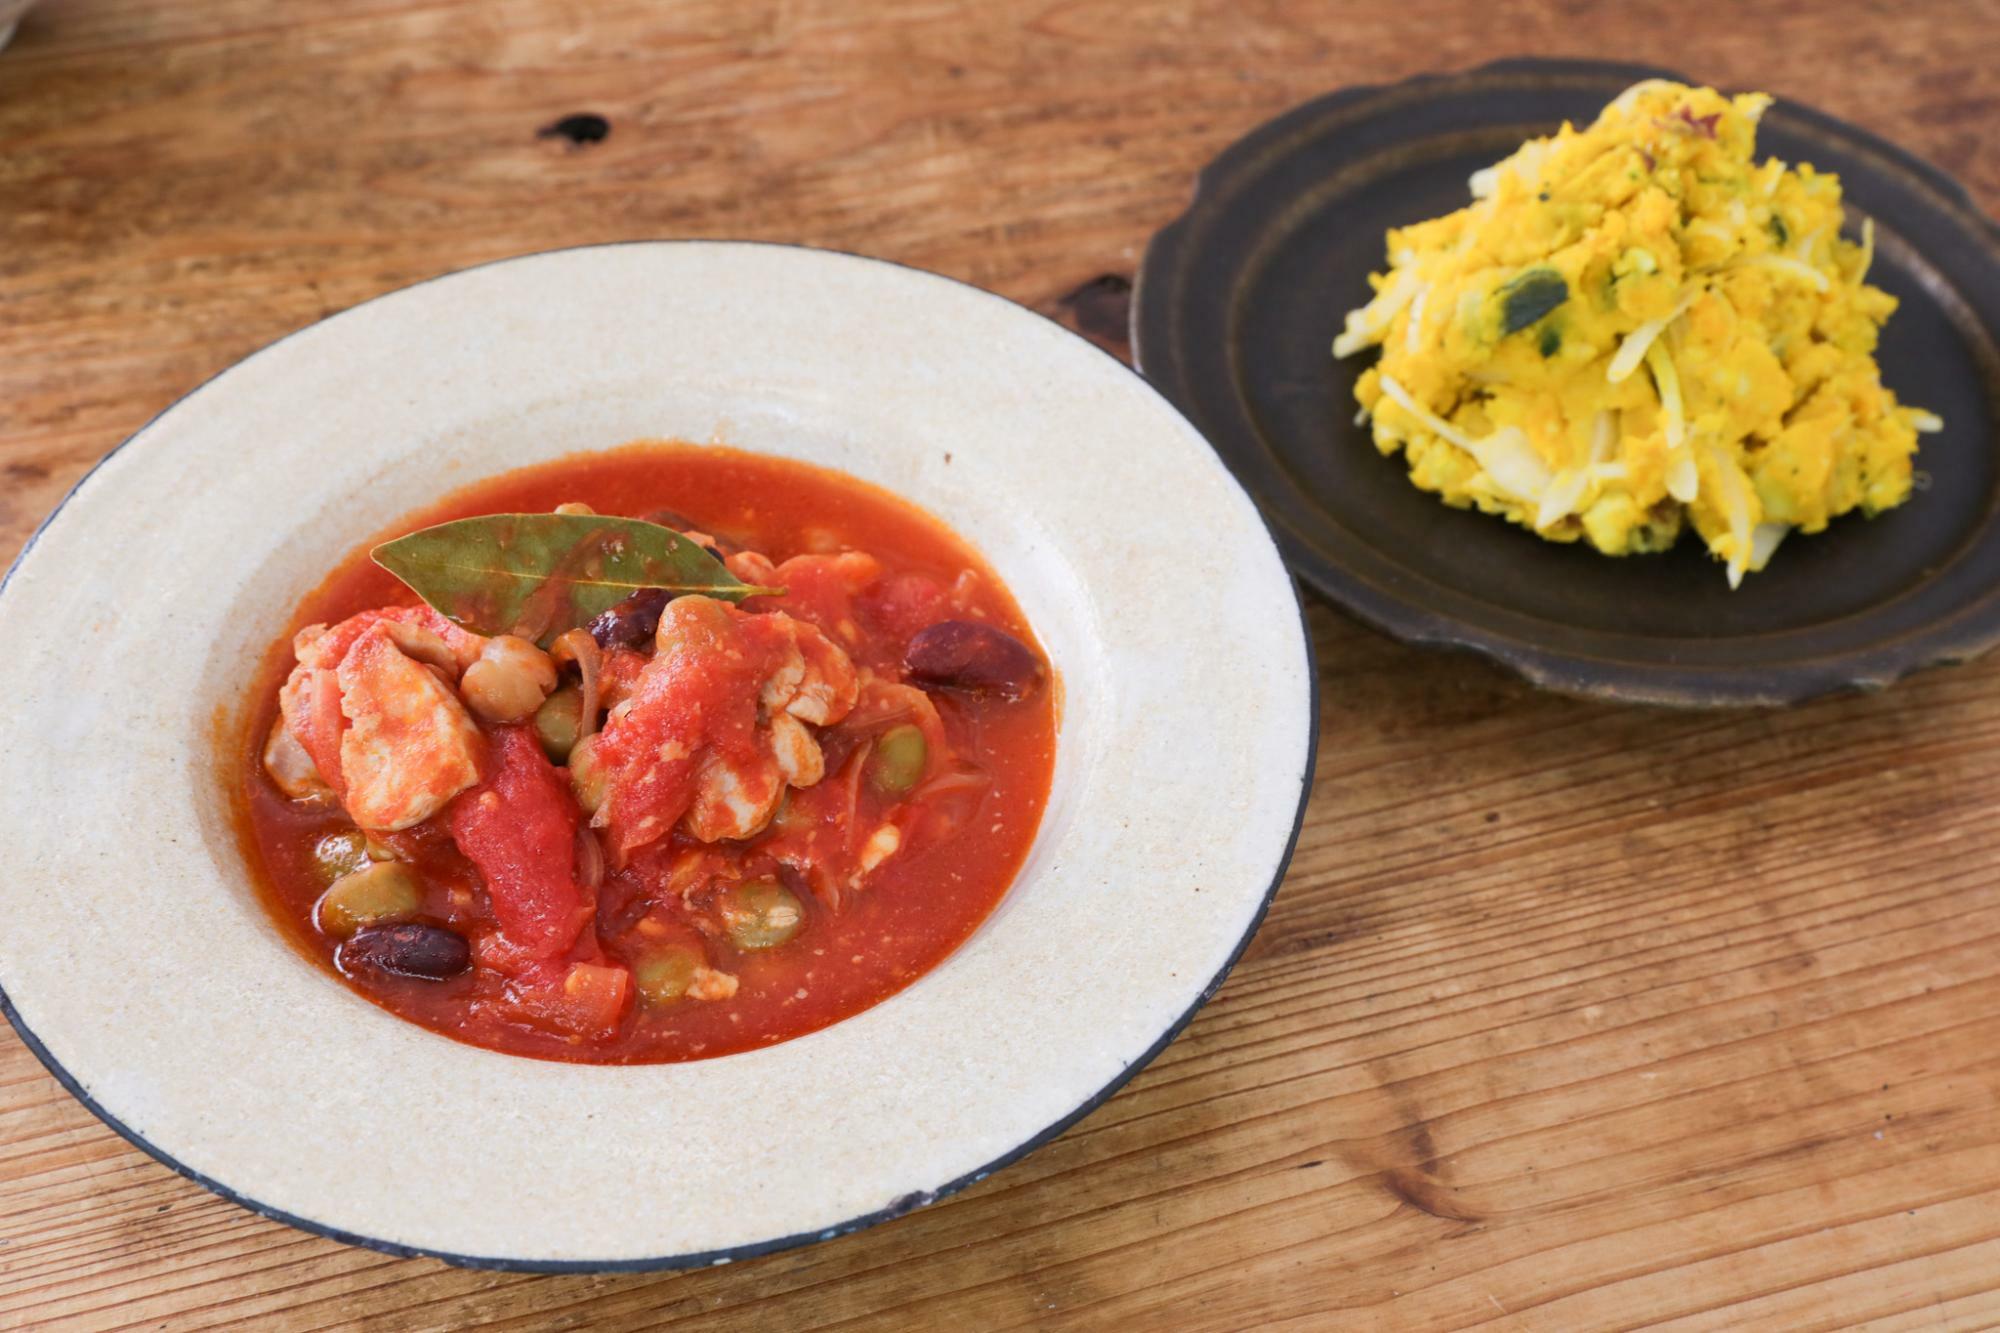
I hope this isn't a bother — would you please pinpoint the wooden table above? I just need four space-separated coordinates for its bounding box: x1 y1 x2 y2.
4 2 1998 1327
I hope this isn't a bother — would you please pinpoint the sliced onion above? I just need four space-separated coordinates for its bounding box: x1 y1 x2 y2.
1748 522 1790 571
1645 342 1687 451
550 628 603 741
574 827 606 892
1608 292 1697 385
1377 373 1552 503
1728 254 1831 293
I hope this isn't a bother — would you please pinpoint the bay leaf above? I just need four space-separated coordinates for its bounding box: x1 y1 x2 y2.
371 513 782 642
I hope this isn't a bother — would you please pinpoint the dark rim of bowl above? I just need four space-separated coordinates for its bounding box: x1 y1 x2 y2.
1132 57 2000 708
0 239 1321 1273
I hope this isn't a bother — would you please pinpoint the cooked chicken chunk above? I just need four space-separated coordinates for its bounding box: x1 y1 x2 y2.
336 628 486 831
275 606 487 830
684 750 786 843
261 715 332 801
591 596 858 861
294 605 487 675
767 712 824 786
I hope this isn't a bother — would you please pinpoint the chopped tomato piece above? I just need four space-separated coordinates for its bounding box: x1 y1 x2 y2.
747 552 883 651
857 571 951 644
502 960 633 1039
591 597 858 862
447 726 591 959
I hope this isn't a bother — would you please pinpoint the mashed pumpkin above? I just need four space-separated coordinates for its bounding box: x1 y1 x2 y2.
1335 80 1942 586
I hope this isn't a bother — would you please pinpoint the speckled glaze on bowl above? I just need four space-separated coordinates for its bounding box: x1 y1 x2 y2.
0 243 1315 1270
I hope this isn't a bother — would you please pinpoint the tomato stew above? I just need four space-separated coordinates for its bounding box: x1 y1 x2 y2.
239 443 1057 1063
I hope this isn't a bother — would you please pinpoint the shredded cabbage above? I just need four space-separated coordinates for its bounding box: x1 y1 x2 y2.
1378 373 1552 503
1665 450 1699 504
1536 469 1588 530
1729 253 1832 292
1748 522 1789 570
1332 267 1423 356
1469 139 1551 200
1589 410 1616 463
1704 442 1758 588
1608 292 1698 384
1645 341 1687 451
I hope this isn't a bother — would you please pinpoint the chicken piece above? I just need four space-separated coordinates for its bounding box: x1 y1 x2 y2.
294 605 487 676
590 596 859 862
767 712 824 786
336 628 486 831
735 551 885 656
723 549 779 588
764 625 861 725
684 751 786 842
278 662 347 800
278 604 491 822
261 714 332 801
679 609 858 839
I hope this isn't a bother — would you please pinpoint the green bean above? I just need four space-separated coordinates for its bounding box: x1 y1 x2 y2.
868 724 928 797
633 946 703 1006
316 862 424 939
717 878 804 951
310 830 371 885
533 684 585 763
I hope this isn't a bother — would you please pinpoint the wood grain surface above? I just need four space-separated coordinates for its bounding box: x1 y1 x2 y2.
4 1 2000 1328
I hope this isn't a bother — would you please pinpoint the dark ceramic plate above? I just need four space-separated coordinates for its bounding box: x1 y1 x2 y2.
1134 58 2000 706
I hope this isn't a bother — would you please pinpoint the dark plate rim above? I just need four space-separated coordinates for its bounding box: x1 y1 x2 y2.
0 239 1321 1272
1133 57 2000 708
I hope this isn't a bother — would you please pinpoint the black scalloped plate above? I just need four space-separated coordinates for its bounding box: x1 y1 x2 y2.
1134 58 2000 706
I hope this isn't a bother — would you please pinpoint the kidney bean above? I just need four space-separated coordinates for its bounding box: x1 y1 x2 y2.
588 587 672 650
904 620 1043 701
341 922 471 981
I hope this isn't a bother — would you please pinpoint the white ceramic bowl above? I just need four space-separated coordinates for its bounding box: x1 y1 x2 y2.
0 243 1314 1269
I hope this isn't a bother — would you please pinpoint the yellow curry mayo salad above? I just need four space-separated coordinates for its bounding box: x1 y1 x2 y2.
1334 80 1944 587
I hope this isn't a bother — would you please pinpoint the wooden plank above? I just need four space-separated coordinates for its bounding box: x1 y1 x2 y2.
2 0 1997 1327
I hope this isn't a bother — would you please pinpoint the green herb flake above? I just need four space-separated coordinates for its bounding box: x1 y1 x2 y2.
1499 268 1570 336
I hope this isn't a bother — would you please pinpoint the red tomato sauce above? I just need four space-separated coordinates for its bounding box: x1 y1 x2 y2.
237 442 1057 1064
